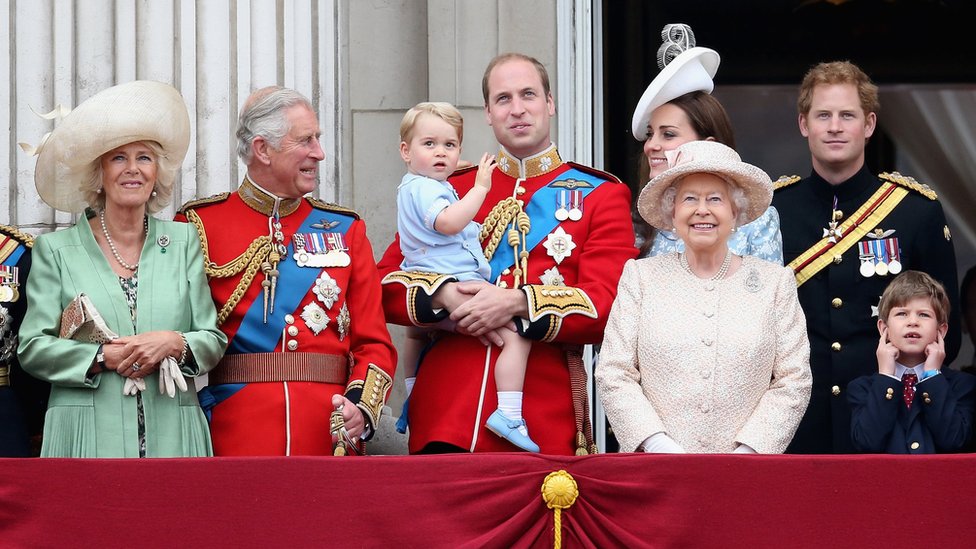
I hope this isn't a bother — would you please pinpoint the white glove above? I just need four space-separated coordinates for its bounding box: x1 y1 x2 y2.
158 357 188 398
639 432 685 453
733 443 757 454
123 376 147 396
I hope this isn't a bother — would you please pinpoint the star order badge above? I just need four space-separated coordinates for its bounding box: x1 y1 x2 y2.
312 271 341 309
301 302 330 335
543 227 576 265
336 302 351 342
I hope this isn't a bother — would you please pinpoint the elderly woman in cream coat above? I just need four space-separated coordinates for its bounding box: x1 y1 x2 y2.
596 140 811 453
18 81 226 458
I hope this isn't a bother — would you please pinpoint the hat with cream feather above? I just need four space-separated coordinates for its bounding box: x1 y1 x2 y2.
25 80 190 213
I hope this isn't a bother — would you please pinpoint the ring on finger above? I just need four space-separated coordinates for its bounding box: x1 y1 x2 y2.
132 363 141 372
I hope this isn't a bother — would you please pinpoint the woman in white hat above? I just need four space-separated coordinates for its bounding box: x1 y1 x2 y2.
631 24 782 263
18 81 227 458
595 140 811 453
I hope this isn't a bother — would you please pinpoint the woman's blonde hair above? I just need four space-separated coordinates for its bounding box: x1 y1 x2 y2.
80 140 175 214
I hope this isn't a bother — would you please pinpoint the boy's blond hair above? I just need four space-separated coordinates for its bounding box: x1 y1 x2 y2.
879 270 950 325
399 102 463 144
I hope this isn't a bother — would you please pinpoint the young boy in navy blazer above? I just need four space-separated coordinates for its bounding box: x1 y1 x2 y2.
849 271 976 453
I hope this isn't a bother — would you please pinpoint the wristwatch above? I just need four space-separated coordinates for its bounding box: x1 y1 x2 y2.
95 344 108 372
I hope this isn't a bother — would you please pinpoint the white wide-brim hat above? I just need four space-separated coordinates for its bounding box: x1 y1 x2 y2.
637 140 772 230
32 80 190 213
631 47 720 141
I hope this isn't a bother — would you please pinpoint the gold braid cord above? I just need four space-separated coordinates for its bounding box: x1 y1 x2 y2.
185 209 273 325
541 470 579 549
480 197 530 287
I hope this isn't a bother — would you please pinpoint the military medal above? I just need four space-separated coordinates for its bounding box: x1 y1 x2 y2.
543 227 576 265
872 240 889 276
312 271 341 309
336 302 350 342
555 191 569 221
323 233 351 267
858 241 875 278
567 190 583 221
0 266 19 303
886 238 902 275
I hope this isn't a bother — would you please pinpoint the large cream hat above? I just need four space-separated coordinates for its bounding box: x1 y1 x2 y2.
631 24 720 141
637 140 772 230
30 80 190 213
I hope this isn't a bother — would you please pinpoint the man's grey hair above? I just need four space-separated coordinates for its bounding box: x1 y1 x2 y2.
236 86 314 164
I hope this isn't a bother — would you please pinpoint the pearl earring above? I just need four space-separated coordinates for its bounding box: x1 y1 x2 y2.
96 188 102 194
151 191 158 197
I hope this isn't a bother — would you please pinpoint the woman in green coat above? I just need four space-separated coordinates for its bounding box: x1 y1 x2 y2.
18 81 227 458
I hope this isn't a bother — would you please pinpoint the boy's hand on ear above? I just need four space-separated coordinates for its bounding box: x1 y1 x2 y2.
877 327 898 376
923 332 946 373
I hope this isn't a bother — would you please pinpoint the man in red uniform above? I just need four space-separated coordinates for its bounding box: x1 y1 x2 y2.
378 53 637 454
178 87 396 456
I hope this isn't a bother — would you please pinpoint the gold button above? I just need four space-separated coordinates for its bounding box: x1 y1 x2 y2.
284 314 295 324
287 325 299 337
910 442 920 450
287 340 298 351
885 393 893 400
833 255 842 264
831 298 843 308
831 342 841 352
922 392 929 399
831 385 841 396
925 397 932 404
885 388 893 400
502 268 511 276
516 186 526 195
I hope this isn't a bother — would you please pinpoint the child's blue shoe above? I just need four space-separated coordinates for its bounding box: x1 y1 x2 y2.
485 409 540 452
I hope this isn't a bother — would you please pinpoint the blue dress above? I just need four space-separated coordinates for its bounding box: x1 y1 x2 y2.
397 172 491 282
647 206 783 264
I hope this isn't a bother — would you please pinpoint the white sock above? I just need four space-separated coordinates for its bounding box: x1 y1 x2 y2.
405 377 416 397
497 391 527 436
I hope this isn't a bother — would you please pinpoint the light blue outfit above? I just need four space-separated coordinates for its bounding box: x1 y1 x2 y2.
397 172 491 282
647 206 784 264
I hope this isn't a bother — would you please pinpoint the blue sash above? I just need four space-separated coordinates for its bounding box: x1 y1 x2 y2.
226 207 354 355
211 206 355 410
1 242 25 266
487 168 606 277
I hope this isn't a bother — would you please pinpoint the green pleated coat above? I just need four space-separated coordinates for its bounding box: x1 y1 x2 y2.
18 214 227 457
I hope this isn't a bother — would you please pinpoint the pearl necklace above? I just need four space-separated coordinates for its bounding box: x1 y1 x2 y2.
100 209 147 272
681 249 732 281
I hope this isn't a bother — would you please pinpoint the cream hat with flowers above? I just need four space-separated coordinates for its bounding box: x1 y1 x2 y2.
28 80 190 213
637 140 772 230
631 24 720 141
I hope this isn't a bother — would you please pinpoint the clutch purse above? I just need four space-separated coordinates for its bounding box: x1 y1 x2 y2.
59 293 119 343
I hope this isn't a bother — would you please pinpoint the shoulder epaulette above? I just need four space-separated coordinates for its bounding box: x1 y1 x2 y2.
879 172 937 200
773 175 802 191
178 192 231 214
566 161 622 183
305 196 361 220
450 165 478 177
0 224 34 248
